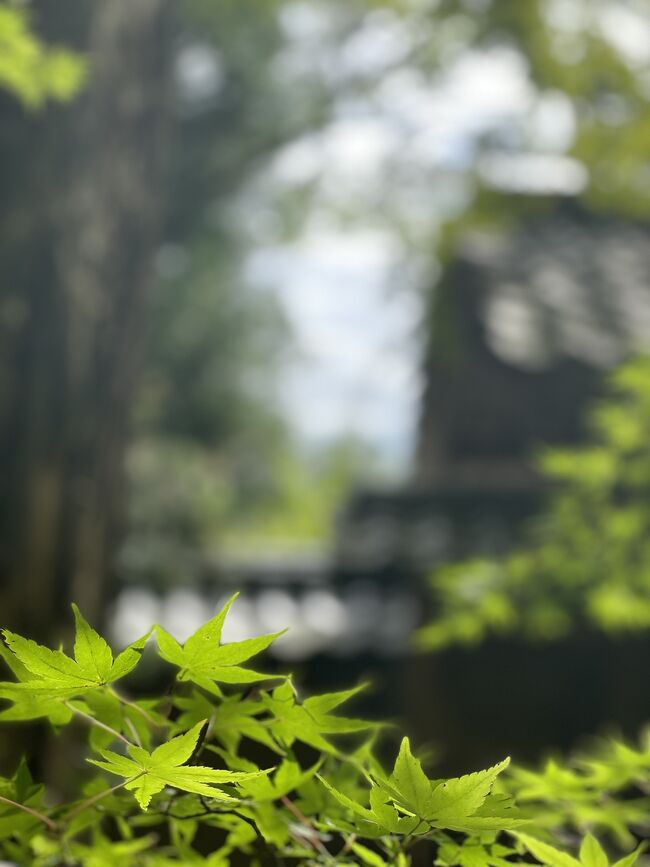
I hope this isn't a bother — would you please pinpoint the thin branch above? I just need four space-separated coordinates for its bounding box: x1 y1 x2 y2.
0 793 58 832
108 687 163 728
66 773 145 820
66 701 131 747
281 794 332 859
123 715 143 748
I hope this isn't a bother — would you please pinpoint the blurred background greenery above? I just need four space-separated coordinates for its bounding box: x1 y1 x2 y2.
1 0 650 775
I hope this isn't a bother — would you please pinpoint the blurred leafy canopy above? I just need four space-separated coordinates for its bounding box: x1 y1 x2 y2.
418 356 650 650
433 0 650 218
119 0 390 576
0 3 84 106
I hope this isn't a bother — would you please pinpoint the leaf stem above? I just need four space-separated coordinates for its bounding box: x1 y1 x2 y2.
108 686 163 728
0 793 58 831
66 772 145 820
123 715 143 748
281 794 332 859
65 701 131 747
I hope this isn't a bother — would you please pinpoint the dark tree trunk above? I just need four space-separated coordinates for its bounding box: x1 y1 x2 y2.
57 0 172 627
0 0 172 646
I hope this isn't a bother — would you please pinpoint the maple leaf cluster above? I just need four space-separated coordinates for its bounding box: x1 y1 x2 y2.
0 596 645 867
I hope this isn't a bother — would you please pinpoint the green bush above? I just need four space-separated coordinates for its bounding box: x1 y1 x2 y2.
418 356 650 650
0 598 648 865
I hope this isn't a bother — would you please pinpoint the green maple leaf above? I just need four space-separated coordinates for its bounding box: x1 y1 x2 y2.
302 684 376 734
351 841 389 867
515 833 583 867
69 832 157 867
213 752 322 802
516 832 646 867
389 737 432 816
174 691 280 754
318 774 420 838
0 759 47 841
424 758 511 825
580 835 609 867
0 606 150 722
0 633 76 722
367 785 421 834
438 838 517 867
72 604 114 682
371 741 517 833
441 794 529 833
262 680 377 755
318 775 378 824
72 605 151 684
89 720 267 809
2 629 94 689
155 593 285 692
0 683 74 725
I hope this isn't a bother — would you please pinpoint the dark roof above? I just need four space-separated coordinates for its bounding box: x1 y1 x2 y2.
416 205 650 478
457 208 650 371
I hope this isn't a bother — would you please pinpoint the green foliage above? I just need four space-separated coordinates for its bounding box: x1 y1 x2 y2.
2 595 631 866
89 721 264 810
154 595 285 692
432 0 650 217
222 437 384 547
502 729 650 851
0 3 85 106
418 356 650 650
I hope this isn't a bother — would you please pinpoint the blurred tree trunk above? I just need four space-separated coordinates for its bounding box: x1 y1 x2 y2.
58 0 171 628
0 0 171 644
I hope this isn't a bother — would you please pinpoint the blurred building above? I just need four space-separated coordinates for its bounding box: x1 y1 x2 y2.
342 200 650 571
334 200 650 770
418 200 650 485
